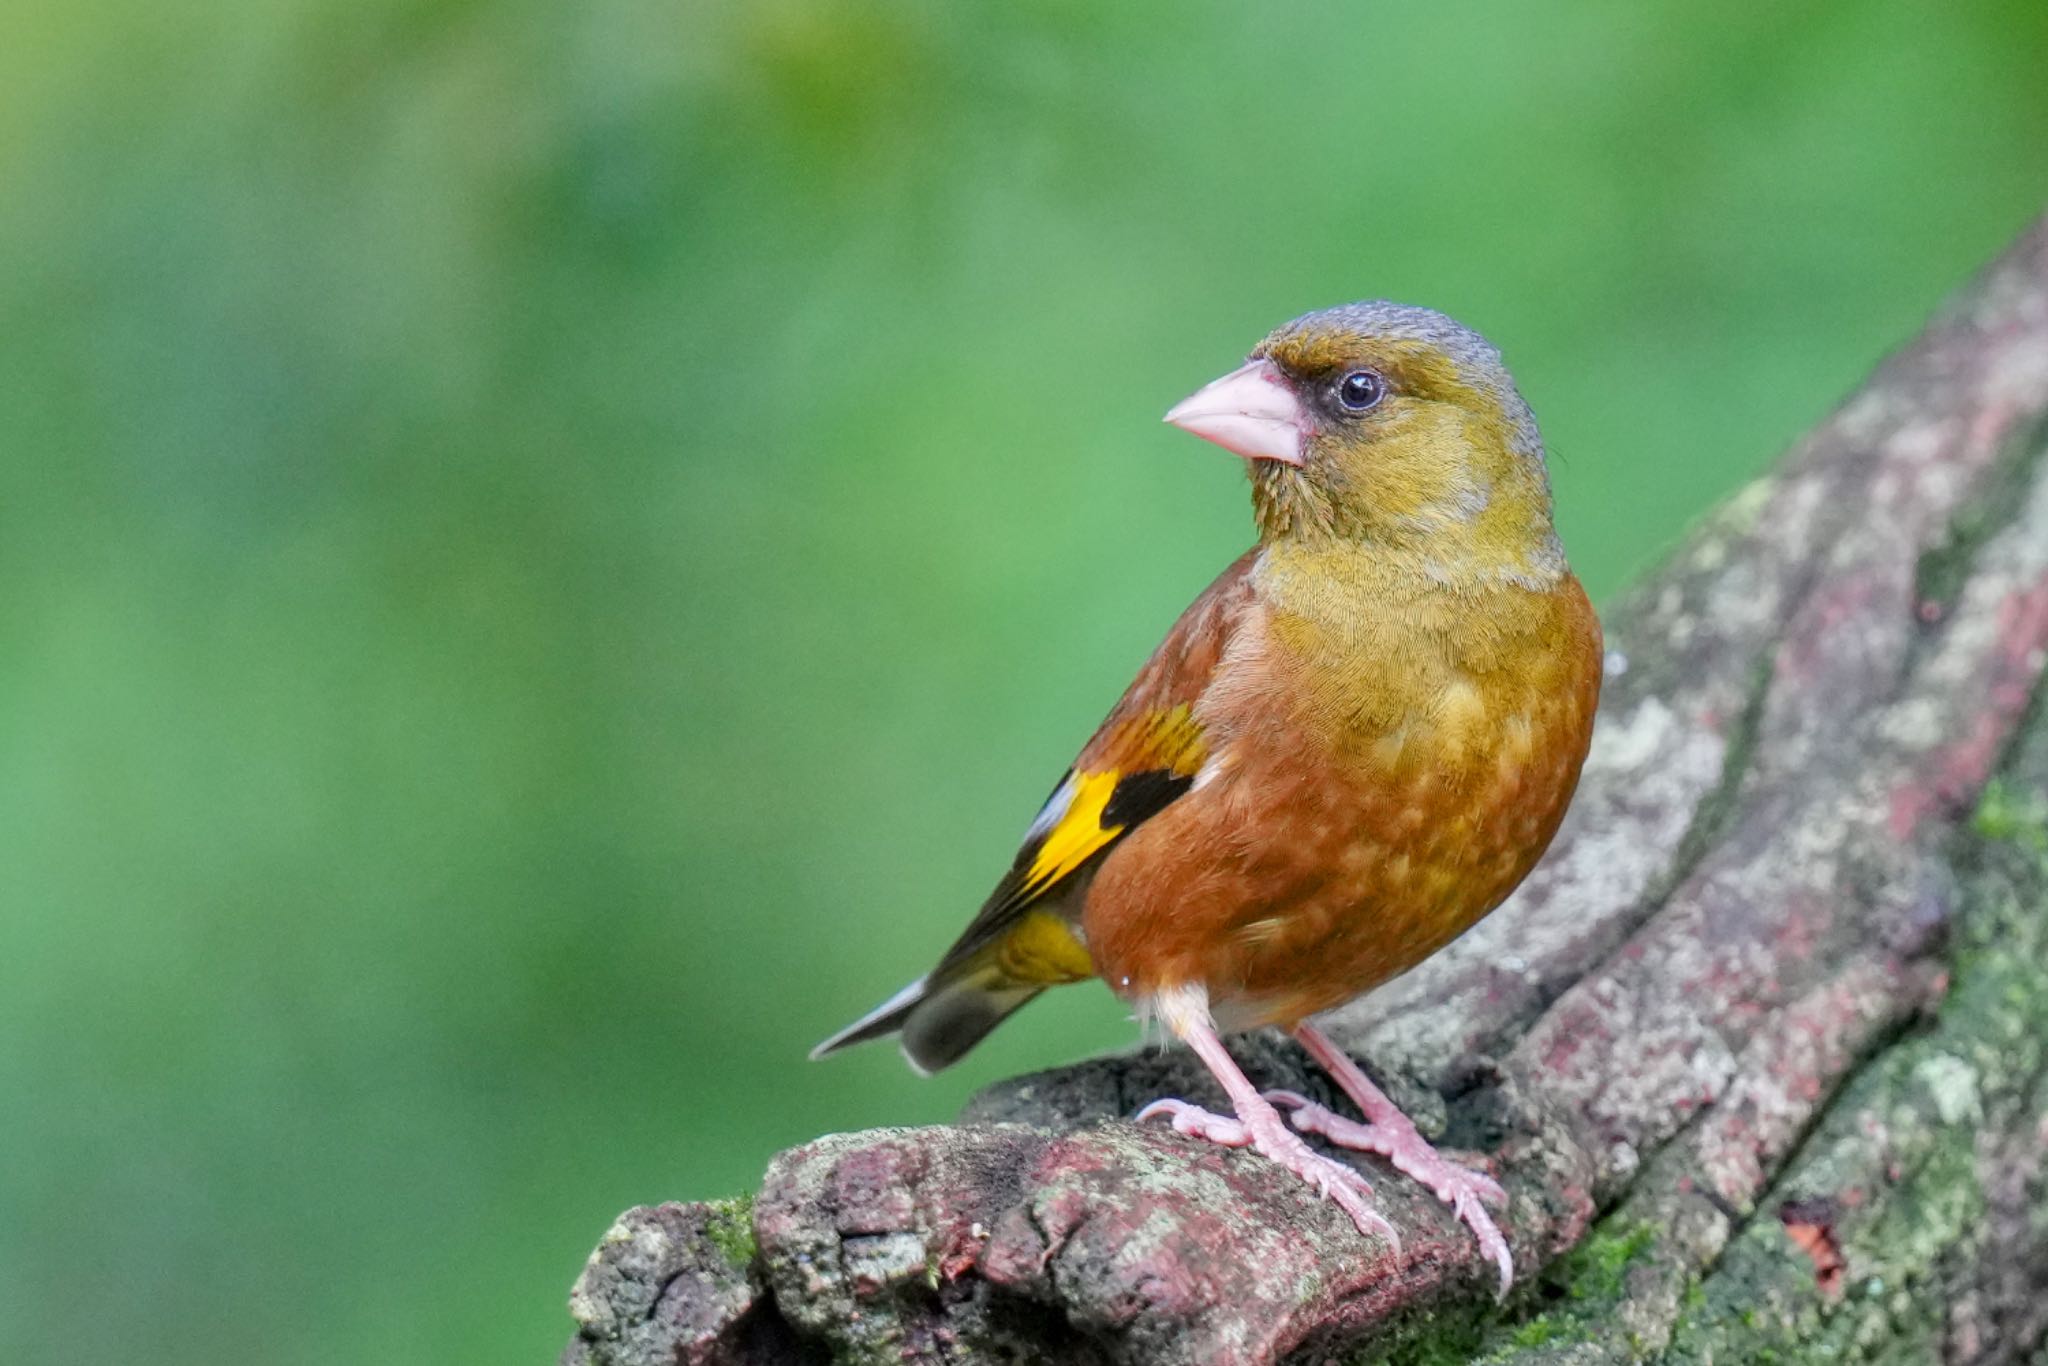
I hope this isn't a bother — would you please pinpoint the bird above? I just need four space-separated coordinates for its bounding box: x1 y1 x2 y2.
812 302 1603 1294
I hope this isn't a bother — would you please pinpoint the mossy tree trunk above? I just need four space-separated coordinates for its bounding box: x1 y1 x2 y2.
562 213 2048 1366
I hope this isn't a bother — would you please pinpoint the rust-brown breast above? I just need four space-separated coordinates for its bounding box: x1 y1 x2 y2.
1081 567 1602 1029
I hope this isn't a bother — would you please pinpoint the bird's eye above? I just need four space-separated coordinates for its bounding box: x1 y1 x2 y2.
1335 370 1385 413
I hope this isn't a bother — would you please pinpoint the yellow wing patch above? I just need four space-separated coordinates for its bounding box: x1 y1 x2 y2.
1017 705 1208 898
1020 769 1122 897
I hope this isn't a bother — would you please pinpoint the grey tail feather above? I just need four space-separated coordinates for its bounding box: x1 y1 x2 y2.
810 971 1042 1075
809 977 929 1061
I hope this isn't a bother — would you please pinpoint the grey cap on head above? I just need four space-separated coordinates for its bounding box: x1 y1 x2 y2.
1262 301 1546 467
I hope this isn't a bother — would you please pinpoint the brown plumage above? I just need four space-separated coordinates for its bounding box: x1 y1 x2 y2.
814 302 1602 1293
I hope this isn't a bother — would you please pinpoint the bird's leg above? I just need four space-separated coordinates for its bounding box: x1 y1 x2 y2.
1265 1021 1513 1296
1134 987 1398 1247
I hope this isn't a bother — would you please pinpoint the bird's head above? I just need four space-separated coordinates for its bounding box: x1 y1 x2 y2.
1166 302 1562 585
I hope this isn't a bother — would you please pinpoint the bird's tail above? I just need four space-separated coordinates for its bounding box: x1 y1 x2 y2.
810 962 1042 1075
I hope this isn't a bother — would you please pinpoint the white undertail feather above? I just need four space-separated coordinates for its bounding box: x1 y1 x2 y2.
1145 982 1214 1042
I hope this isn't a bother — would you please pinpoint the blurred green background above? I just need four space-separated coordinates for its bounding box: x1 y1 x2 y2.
2 0 2045 1361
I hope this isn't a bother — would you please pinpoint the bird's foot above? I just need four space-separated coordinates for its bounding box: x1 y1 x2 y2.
1266 1089 1513 1298
1137 1096 1400 1247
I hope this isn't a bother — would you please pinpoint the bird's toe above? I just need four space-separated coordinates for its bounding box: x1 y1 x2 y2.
1135 1097 1252 1146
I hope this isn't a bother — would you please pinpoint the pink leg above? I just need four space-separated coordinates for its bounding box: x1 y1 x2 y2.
1136 993 1398 1248
1266 1022 1513 1297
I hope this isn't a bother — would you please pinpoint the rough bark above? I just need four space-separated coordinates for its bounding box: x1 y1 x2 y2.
563 212 2048 1366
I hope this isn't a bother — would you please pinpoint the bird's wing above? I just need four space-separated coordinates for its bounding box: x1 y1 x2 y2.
931 549 1261 985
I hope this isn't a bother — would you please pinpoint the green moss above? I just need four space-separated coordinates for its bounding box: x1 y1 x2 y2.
1506 1315 1560 1350
702 1195 757 1270
1553 1219 1658 1302
1373 1218 1665 1363
1971 778 2048 851
1365 1305 1492 1366
1486 1220 1659 1356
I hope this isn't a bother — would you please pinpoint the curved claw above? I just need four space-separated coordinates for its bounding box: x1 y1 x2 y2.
1313 1163 1400 1249
1456 1188 1514 1301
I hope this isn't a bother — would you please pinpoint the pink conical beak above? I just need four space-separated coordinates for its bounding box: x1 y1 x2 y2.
1163 358 1307 467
